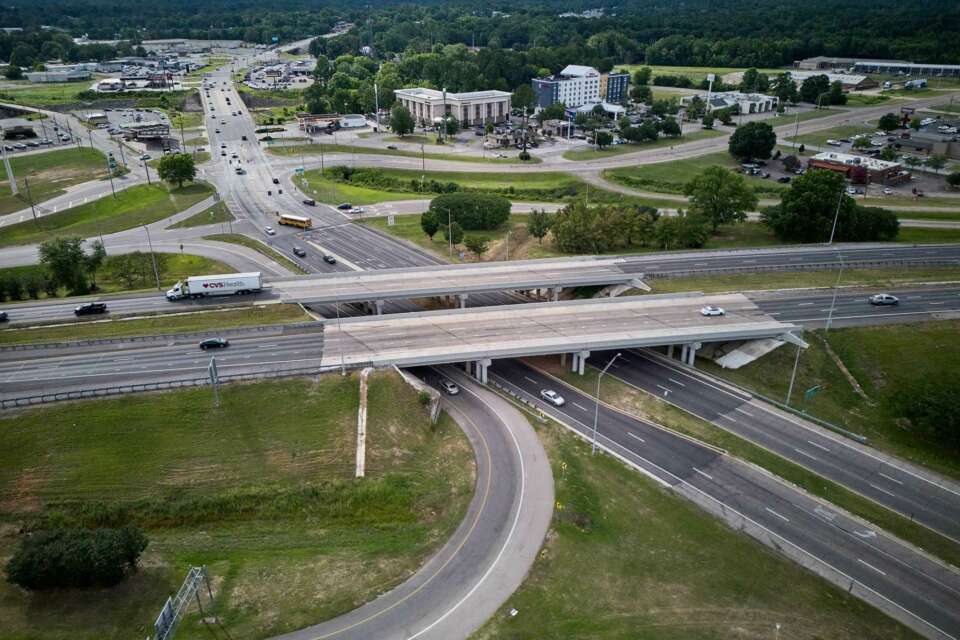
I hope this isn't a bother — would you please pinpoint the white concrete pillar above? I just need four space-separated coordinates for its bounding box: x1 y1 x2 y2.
680 344 689 363
560 352 567 367
553 287 562 302
478 358 491 384
458 293 468 309
577 350 590 375
667 344 675 359
374 300 384 315
687 342 701 367
571 352 579 373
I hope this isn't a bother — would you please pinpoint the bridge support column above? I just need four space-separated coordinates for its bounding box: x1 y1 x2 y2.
685 342 701 367
560 352 567 367
570 352 579 373
667 344 675 359
474 358 492 384
458 293 469 309
680 344 689 363
577 350 590 375
552 287 562 302
374 299 384 315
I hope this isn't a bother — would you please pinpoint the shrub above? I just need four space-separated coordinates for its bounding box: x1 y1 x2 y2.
429 193 511 231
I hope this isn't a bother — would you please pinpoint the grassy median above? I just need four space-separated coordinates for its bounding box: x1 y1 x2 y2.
473 415 919 639
269 141 542 164
0 148 113 216
167 201 234 229
0 371 475 640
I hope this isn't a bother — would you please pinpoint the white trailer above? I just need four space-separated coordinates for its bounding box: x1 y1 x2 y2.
166 272 262 301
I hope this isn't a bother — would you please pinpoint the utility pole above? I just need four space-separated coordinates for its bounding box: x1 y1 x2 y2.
23 177 40 231
0 139 19 196
88 128 94 150
592 353 622 454
143 158 152 184
373 82 380 131
785 342 802 405
116 139 127 167
143 224 162 290
106 153 118 199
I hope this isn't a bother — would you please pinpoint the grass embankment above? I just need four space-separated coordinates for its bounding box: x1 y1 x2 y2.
269 141 541 165
527 354 960 570
618 64 785 82
603 151 788 196
0 372 475 640
561 128 724 161
702 320 960 481
844 93 896 107
473 412 920 639
0 80 93 106
787 124 878 147
167 201 233 229
0 253 232 303
301 167 673 208
0 304 309 345
644 266 960 294
202 233 307 274
0 148 110 216
0 182 214 247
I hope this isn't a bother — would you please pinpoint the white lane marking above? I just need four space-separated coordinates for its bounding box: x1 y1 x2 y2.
655 384 671 394
764 507 790 523
723 415 737 423
523 376 538 384
793 447 819 461
627 432 645 443
572 402 590 412
692 467 713 480
878 472 904 486
806 439 831 453
857 558 887 576
668 377 686 387
798 302 815 306
869 482 898 498
734 407 754 417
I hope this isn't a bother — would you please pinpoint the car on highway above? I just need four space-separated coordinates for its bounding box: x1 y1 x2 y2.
215 129 221 134
386 145 398 150
540 389 566 407
199 337 230 350
74 302 107 316
264 226 276 235
869 293 899 306
293 247 308 257
440 379 460 395
234 167 244 175
883 187 893 195
337 202 353 210
322 254 336 263
700 305 725 317
0 311 8 322
241 135 248 141
139 153 151 161
272 177 280 184
302 198 316 206
349 207 366 214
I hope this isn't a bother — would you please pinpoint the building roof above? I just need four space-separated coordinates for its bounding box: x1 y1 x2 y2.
575 101 625 115
394 87 511 101
786 70 871 85
812 151 901 171
559 64 600 78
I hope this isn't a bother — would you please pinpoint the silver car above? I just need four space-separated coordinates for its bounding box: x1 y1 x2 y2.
540 389 565 407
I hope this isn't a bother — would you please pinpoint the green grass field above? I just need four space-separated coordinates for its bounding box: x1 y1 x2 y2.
0 80 93 106
703 320 960 480
562 128 724 161
603 151 787 196
0 371 475 640
166 201 234 229
618 64 786 83
269 141 541 165
0 148 110 216
473 415 920 640
202 233 307 274
758 107 839 129
0 182 213 247
844 93 897 107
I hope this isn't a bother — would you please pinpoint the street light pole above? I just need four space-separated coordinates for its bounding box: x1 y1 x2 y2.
825 255 844 333
143 224 162 290
785 341 802 405
143 159 152 184
592 352 622 455
828 185 843 245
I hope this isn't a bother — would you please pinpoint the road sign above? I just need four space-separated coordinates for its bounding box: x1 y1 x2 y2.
387 214 395 226
295 166 304 174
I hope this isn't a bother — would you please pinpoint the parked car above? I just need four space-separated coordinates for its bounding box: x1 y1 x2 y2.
322 254 336 264
75 302 107 316
302 198 316 206
777 176 791 183
199 337 230 350
869 294 899 306
264 226 276 235
440 379 460 395
337 203 353 210
826 139 842 146
700 305 725 317
139 153 151 161
540 389 566 407
883 187 893 195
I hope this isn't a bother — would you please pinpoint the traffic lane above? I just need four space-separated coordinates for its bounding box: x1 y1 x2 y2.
689 458 960 637
489 359 719 483
614 349 960 542
757 288 960 324
304 222 445 270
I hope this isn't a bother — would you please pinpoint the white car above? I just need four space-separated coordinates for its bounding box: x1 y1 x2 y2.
139 153 151 161
439 379 460 395
349 207 366 214
264 226 276 235
883 187 893 195
826 139 842 146
540 389 565 407
700 305 725 317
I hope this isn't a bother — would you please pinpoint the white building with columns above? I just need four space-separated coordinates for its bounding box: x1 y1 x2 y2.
393 87 512 127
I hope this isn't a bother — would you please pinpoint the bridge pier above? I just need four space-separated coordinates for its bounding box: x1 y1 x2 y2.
684 342 701 367
473 358 492 384
458 293 469 309
374 299 384 315
570 350 590 375
552 287 562 302
560 352 567 367
667 344 675 359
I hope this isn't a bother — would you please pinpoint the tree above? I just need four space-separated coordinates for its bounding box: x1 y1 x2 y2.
4 64 22 80
879 146 898 161
632 67 651 86
512 84 535 113
852 137 872 150
443 115 459 137
684 166 759 231
420 211 439 239
429 193 510 230
909 117 922 130
782 154 801 173
156 153 196 189
629 85 652 104
761 169 899 243
39 237 89 295
728 121 776 161
660 118 681 137
594 130 613 149
464 236 489 260
701 113 715 129
443 221 464 245
827 80 846 106
715 108 734 126
903 155 921 170
389 104 414 137
878 113 900 132
799 74 830 103
85 240 106 290
947 172 960 189
925 154 947 174
527 209 552 244
5 526 148 590
771 73 798 104
652 212 709 250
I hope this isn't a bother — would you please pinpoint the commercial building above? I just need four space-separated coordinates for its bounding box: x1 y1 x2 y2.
24 64 92 83
808 152 910 185
682 91 778 114
532 65 629 109
784 70 877 91
853 61 960 78
119 121 170 140
338 114 367 128
394 88 512 126
794 56 911 71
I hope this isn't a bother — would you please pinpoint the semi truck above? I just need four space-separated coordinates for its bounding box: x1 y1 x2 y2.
166 272 262 301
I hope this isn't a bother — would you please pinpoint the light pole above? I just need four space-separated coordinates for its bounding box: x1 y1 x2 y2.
447 207 453 258
143 224 161 290
785 340 802 405
825 254 844 333
504 229 511 261
143 158 152 184
335 301 345 375
592 352 622 455
827 185 844 245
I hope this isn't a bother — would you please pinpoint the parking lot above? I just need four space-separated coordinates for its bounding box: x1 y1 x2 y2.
0 116 76 153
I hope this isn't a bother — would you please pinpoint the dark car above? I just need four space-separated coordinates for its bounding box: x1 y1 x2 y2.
302 198 316 206
241 135 248 141
272 177 280 184
292 247 307 257
199 337 230 350
322 254 337 264
777 176 791 183
337 203 352 210
0 311 8 322
386 144 398 150
74 302 107 316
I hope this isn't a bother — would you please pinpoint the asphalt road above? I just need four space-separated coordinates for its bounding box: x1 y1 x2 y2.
490 359 960 639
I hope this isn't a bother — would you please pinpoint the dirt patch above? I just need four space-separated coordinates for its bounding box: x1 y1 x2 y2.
1 467 46 514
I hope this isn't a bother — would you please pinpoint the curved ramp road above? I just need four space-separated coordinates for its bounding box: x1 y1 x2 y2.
271 366 553 640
